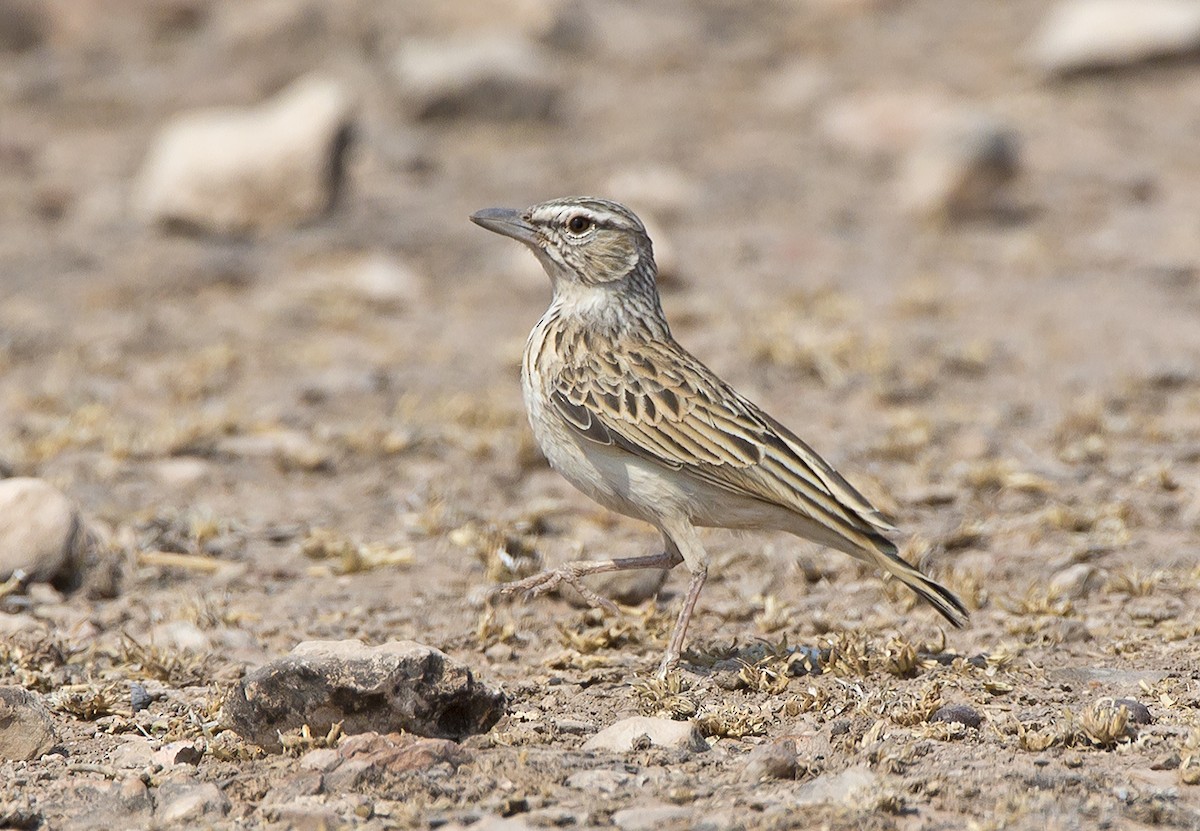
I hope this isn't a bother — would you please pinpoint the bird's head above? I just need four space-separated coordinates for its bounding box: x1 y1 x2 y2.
471 197 656 290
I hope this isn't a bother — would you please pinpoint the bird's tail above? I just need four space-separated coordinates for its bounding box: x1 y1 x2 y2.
866 538 968 628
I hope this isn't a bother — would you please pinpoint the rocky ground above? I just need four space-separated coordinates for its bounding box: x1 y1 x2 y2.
2 0 1200 829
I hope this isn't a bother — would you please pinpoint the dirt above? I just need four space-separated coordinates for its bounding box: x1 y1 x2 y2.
2 1 1200 829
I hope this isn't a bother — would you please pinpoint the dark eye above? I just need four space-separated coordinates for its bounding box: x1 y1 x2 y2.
566 215 593 234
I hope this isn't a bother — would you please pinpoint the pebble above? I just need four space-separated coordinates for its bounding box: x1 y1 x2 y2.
155 781 231 824
1028 0 1200 75
299 747 341 772
565 768 633 793
1114 698 1153 725
0 685 58 761
929 703 983 729
897 113 1019 220
136 74 354 235
1048 563 1104 600
110 737 155 768
221 640 505 751
740 738 798 782
566 567 668 608
582 717 708 754
152 739 204 767
0 477 82 584
791 765 879 807
612 804 693 831
393 35 560 122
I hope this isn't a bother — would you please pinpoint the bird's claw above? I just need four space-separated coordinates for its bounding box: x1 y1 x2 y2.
495 565 619 614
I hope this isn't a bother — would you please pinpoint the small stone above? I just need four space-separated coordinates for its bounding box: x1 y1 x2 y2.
221 640 505 751
582 717 708 754
929 704 983 729
393 35 560 122
337 731 471 773
270 801 342 831
110 737 155 769
53 777 153 831
0 477 82 584
565 768 633 793
791 766 879 807
898 113 1019 220
299 748 341 772
1049 563 1104 600
554 718 595 735
1114 698 1152 725
155 781 230 824
152 739 204 767
611 804 692 831
137 74 354 235
338 252 423 306
1029 0 1200 76
0 686 57 760
566 567 669 608
740 739 798 782
150 457 212 490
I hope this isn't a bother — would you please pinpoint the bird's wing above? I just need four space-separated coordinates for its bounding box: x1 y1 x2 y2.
550 337 896 540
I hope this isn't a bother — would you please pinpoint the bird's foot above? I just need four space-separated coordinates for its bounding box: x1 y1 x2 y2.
495 564 619 614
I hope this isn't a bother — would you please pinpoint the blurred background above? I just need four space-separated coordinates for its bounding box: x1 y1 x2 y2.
2 0 1200 824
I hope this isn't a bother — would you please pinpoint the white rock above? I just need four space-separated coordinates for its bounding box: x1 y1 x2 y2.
137 75 354 235
150 457 211 490
0 686 58 761
612 805 693 831
582 716 708 754
110 737 155 769
156 781 231 823
897 113 1019 219
0 477 80 583
792 766 878 806
565 768 633 793
393 35 560 121
1029 0 1200 75
1049 563 1104 600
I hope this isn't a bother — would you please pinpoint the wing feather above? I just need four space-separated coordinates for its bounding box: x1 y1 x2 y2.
550 338 894 540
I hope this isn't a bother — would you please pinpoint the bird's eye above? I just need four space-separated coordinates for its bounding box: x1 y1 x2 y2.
566 215 593 234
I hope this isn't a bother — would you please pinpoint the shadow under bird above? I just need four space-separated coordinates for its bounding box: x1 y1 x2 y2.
471 196 967 677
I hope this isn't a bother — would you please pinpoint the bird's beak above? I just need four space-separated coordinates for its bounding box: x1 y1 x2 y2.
470 207 539 246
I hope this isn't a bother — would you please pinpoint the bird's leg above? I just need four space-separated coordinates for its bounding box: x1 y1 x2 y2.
656 565 707 678
496 548 683 613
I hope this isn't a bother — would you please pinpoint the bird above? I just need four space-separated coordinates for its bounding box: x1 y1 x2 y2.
470 196 967 677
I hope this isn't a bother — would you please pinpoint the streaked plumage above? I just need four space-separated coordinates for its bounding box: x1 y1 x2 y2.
471 196 966 676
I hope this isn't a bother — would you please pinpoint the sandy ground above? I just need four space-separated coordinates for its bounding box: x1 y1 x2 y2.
2 1 1200 828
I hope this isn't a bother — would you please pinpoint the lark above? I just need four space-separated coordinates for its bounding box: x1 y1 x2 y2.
471 197 967 676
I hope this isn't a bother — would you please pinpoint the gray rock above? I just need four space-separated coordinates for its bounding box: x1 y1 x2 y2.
566 567 669 608
137 74 354 235
0 477 81 583
298 747 341 772
0 0 46 52
154 781 230 824
1049 563 1104 600
929 703 983 729
1029 0 1200 75
393 35 560 122
612 804 693 831
1114 698 1153 725
792 766 879 807
740 738 798 782
221 640 505 751
582 716 708 754
0 686 58 760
